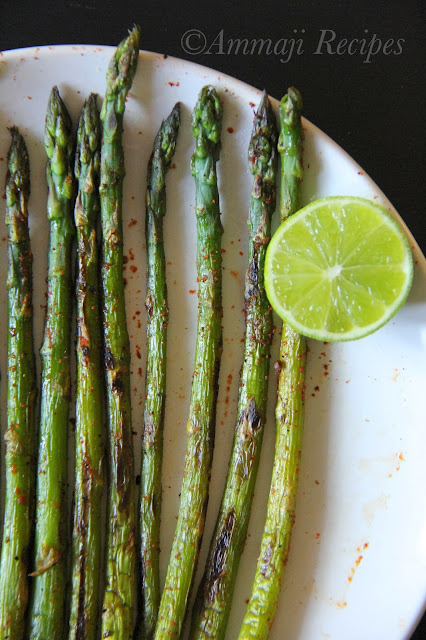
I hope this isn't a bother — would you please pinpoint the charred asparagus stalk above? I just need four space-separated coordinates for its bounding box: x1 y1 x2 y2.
154 85 223 640
138 103 181 640
68 93 103 640
0 128 37 640
99 27 141 640
190 92 278 640
28 86 75 639
238 87 306 640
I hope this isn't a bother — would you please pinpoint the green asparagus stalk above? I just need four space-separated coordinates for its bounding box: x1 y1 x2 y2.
154 85 223 640
99 26 140 640
238 87 306 640
138 103 181 640
68 93 103 640
189 92 278 640
0 128 37 640
28 86 75 639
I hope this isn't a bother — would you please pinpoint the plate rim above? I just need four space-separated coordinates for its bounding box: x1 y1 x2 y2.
1 42 425 638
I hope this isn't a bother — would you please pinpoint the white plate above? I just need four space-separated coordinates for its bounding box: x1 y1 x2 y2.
0 46 425 640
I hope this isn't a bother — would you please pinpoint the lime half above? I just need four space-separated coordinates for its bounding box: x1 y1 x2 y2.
265 196 414 342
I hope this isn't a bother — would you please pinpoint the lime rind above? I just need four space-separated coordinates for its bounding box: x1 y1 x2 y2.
265 196 414 342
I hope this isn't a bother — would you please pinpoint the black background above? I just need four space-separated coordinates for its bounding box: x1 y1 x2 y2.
0 0 425 637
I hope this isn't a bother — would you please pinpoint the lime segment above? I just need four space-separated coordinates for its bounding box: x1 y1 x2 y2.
265 196 414 342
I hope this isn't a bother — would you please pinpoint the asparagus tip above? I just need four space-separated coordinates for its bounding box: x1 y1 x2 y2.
6 126 30 206
104 26 141 114
117 24 141 59
248 91 277 176
75 92 100 180
157 101 181 164
280 86 303 126
44 85 73 160
192 85 223 162
258 89 270 109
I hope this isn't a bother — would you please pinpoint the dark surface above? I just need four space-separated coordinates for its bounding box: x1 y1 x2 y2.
0 0 424 638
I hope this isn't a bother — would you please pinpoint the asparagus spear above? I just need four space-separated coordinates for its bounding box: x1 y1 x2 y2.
238 87 306 640
138 103 181 640
68 93 103 640
154 85 223 640
189 92 277 640
28 86 75 640
99 27 140 640
0 128 37 640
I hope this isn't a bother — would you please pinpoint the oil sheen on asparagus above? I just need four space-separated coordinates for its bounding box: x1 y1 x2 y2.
239 87 306 640
138 103 181 640
154 85 223 640
99 27 141 640
28 87 75 640
190 92 278 640
68 93 104 640
0 128 37 640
